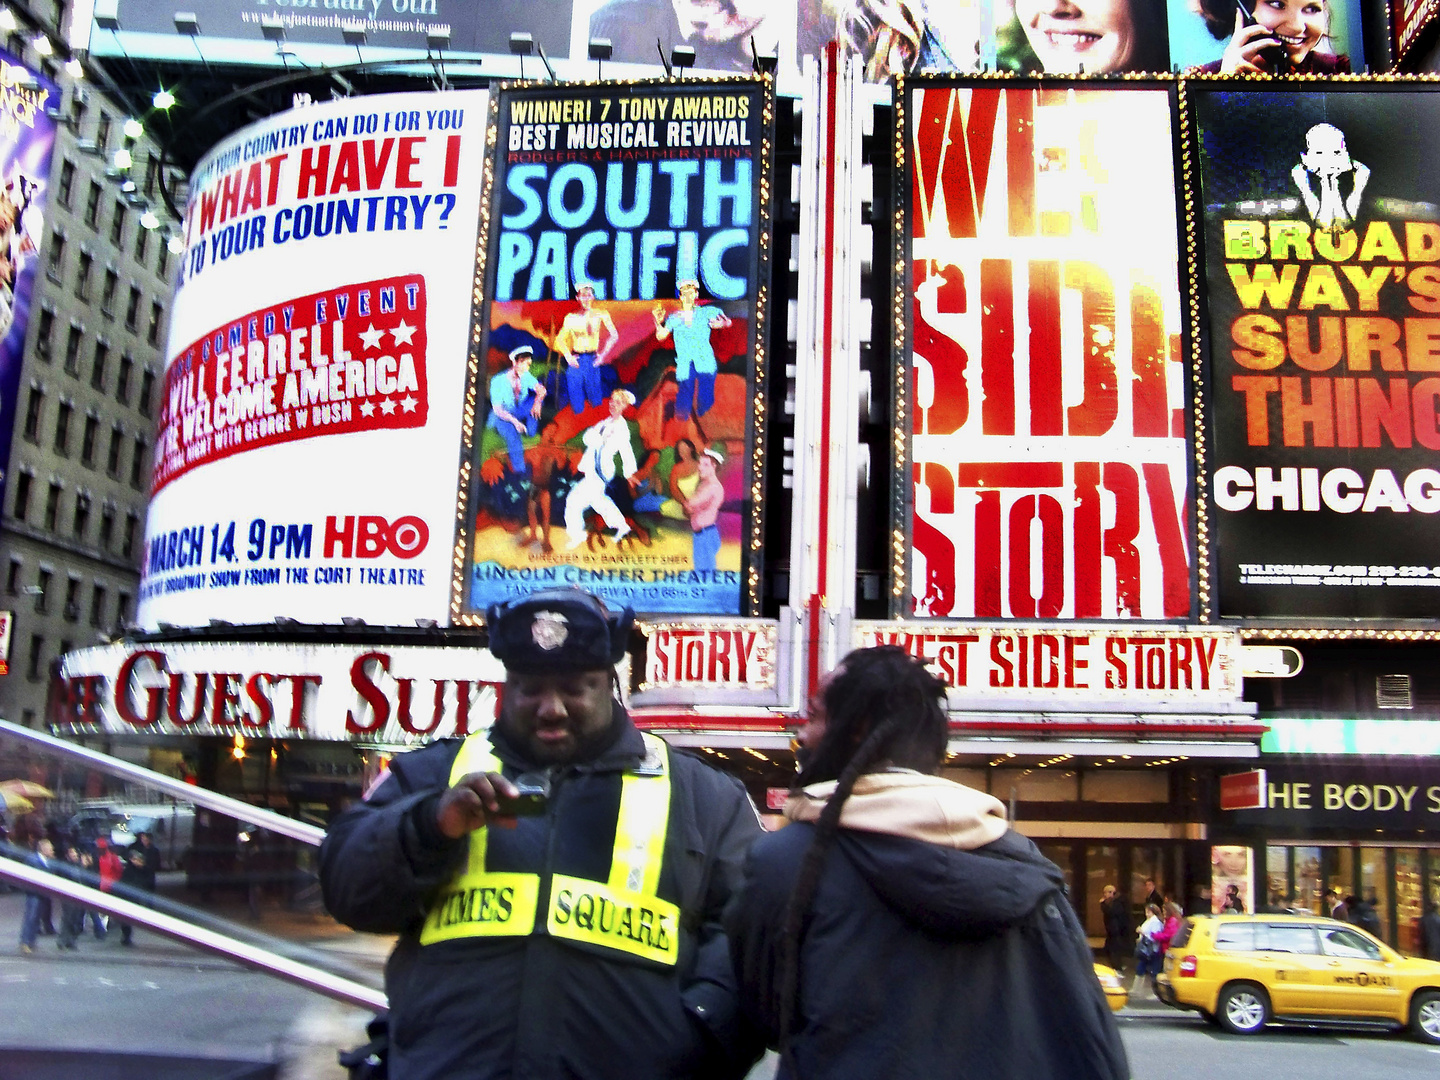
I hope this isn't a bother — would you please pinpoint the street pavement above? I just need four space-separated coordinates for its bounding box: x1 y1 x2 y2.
3 886 1439 1079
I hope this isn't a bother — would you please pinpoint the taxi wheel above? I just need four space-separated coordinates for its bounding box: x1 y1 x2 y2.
1217 983 1270 1036
1412 991 1440 1045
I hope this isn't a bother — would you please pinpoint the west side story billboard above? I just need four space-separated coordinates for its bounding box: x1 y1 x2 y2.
1196 86 1440 620
0 52 57 514
903 80 1192 621
456 79 773 619
138 90 488 628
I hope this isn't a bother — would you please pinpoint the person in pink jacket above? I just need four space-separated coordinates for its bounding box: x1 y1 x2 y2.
1148 901 1183 992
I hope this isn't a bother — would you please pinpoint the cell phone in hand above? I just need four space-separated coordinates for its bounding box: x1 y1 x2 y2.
494 776 549 817
1236 0 1289 73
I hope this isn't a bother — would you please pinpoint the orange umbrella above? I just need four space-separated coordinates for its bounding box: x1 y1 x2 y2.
0 792 34 814
0 780 54 800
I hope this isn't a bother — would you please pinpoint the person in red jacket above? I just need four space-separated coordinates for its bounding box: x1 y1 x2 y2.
1148 902 1184 993
95 838 123 893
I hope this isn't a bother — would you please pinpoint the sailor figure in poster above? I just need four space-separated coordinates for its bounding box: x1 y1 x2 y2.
565 388 639 549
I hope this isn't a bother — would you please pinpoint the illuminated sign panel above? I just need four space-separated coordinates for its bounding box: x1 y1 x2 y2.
904 81 1191 621
1195 87 1440 619
456 80 773 619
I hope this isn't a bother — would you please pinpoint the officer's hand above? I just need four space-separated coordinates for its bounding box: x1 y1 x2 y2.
435 772 520 838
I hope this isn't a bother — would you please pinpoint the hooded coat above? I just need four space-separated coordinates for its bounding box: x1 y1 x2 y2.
725 772 1129 1080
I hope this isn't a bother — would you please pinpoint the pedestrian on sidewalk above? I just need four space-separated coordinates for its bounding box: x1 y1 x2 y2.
1420 901 1440 961
1100 885 1132 973
1133 903 1164 995
55 844 87 950
17 839 57 953
117 833 158 946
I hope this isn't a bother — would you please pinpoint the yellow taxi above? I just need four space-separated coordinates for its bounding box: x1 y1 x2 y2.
1156 913 1440 1043
1094 963 1128 1013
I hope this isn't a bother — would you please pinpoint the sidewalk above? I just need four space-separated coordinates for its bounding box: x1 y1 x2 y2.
0 885 387 1079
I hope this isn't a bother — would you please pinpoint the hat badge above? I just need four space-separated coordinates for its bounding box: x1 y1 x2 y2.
531 611 569 651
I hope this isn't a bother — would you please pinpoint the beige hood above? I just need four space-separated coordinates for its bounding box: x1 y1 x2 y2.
784 771 1008 851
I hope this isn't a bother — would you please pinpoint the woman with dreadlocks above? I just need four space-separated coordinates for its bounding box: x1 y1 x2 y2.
724 647 1128 1079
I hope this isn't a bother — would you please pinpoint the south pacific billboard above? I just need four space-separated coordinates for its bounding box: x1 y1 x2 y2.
0 51 57 514
905 80 1192 622
456 79 772 618
1195 86 1440 620
137 89 488 628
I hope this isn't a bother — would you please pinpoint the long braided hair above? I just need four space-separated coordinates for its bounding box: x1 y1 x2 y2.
775 646 949 1070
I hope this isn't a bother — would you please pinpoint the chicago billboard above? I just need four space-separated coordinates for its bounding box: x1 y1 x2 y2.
455 79 773 618
904 80 1192 621
1195 86 1440 619
138 89 488 628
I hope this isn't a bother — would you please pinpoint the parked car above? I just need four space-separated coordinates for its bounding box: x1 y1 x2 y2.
109 804 195 870
1155 913 1440 1044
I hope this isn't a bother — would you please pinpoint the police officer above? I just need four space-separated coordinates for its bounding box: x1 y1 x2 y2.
320 587 763 1080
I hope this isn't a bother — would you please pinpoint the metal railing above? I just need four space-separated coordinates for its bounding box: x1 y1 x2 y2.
0 856 387 1012
0 718 325 847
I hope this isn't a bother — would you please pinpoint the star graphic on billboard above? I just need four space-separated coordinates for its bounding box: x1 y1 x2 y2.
400 395 418 413
359 401 376 418
391 319 417 346
358 323 385 350
379 398 397 415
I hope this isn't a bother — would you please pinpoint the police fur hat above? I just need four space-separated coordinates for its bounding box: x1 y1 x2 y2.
486 587 633 673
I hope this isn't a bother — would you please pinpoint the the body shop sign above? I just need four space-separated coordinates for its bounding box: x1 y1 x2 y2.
1224 765 1440 828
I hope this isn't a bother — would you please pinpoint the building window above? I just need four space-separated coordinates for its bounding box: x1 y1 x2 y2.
134 226 148 264
73 492 91 538
125 285 140 329
63 325 82 374
99 505 115 550
35 569 51 613
74 252 93 300
56 159 75 207
109 201 126 245
106 425 123 475
46 230 64 281
116 355 132 403
53 401 72 454
146 302 163 346
26 634 44 681
144 153 158 197
157 243 170 280
22 386 42 440
83 181 101 228
121 512 138 558
34 308 53 359
90 341 108 391
138 369 155 414
6 557 21 594
89 583 106 627
101 268 118 315
11 470 31 520
130 437 147 487
116 591 132 628
43 483 61 532
96 112 111 152
80 415 98 466
63 576 80 621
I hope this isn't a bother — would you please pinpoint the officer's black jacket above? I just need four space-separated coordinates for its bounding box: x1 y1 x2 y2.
726 812 1131 1080
320 705 764 1080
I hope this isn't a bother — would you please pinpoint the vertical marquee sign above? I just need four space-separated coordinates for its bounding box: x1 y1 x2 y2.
455 79 773 619
1194 85 1440 620
900 79 1192 621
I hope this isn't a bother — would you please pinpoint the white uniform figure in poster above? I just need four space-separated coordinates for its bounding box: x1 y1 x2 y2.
1292 122 1369 234
565 388 638 549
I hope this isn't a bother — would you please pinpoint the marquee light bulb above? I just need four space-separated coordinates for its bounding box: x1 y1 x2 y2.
152 89 175 110
123 117 144 140
0 10 15 33
65 58 83 79
32 34 52 56
140 210 160 231
112 147 132 170
167 234 184 254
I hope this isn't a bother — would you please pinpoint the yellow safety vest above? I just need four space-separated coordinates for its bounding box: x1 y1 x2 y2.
419 730 680 967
